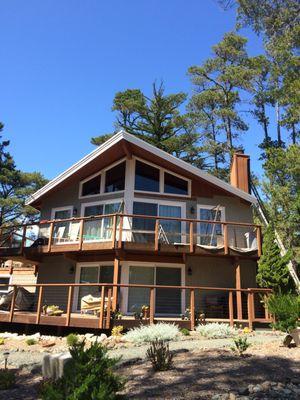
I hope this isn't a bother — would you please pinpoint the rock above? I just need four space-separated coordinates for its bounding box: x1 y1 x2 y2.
229 393 236 400
41 340 56 348
99 333 107 341
248 384 254 394
253 385 262 393
261 381 271 390
238 387 249 396
282 388 292 395
42 352 72 380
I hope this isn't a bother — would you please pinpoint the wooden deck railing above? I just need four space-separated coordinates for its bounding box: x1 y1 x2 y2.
0 213 262 257
0 283 272 330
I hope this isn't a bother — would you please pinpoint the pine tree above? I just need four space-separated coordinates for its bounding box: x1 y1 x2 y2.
0 123 47 226
257 226 292 292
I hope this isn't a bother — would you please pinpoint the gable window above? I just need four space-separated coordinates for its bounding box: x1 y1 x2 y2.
135 160 160 192
81 175 101 197
105 161 126 193
164 172 188 195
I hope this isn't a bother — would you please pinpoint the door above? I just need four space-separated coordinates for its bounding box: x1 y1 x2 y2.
155 267 182 314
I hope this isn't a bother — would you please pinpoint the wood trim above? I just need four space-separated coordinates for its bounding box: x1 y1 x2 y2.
65 286 74 327
149 287 154 324
112 258 119 311
190 288 195 330
105 288 112 329
154 219 159 252
78 219 84 251
235 261 242 320
189 222 194 253
98 286 105 329
47 223 54 252
118 216 123 249
229 291 234 327
36 286 43 324
9 286 17 322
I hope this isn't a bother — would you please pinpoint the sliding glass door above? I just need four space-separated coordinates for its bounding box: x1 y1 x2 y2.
127 265 183 315
132 201 183 244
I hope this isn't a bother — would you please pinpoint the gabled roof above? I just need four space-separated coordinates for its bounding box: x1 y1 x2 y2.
27 130 257 206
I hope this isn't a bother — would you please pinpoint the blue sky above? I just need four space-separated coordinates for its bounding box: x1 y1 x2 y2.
0 0 279 181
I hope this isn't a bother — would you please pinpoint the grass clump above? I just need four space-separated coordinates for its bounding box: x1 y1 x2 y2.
41 340 124 400
196 323 237 339
180 328 190 336
232 336 250 356
147 339 173 371
0 370 16 390
124 323 180 344
66 333 79 347
0 338 5 345
26 338 37 346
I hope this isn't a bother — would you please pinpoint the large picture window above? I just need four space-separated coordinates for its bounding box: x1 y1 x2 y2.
135 160 160 192
105 161 126 193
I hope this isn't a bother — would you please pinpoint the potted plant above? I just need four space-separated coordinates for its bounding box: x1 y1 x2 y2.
45 305 64 316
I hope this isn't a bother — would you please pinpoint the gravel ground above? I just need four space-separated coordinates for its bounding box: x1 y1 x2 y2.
0 329 298 400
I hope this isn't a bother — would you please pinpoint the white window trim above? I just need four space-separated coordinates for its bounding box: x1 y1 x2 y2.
73 262 114 312
51 205 74 220
121 261 186 316
0 274 12 294
133 156 191 198
80 198 124 217
78 158 127 199
196 204 226 242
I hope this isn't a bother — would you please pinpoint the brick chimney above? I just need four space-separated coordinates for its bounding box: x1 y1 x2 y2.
230 152 250 193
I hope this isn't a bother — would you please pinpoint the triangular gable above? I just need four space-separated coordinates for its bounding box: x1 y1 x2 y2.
27 130 257 207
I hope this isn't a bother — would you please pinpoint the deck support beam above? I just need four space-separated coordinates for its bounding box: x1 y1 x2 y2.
112 258 119 311
235 258 243 320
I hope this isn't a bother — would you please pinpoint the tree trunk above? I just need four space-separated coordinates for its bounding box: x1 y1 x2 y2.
275 102 282 145
291 124 296 144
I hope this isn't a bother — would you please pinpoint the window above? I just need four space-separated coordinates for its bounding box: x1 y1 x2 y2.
0 277 10 292
198 206 224 246
51 207 73 241
164 172 188 195
81 175 101 197
105 161 126 193
135 160 160 192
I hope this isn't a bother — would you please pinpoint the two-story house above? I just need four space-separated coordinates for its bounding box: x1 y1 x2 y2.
0 131 270 331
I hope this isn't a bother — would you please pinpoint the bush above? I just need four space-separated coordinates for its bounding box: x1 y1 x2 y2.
196 323 237 339
66 333 79 347
146 339 173 371
180 328 190 336
26 338 37 346
266 293 300 333
41 341 124 400
0 370 15 390
111 326 124 337
0 338 5 345
232 336 250 356
124 323 180 344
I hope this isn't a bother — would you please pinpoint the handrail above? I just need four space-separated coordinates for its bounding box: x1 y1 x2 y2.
1 282 272 330
0 212 262 230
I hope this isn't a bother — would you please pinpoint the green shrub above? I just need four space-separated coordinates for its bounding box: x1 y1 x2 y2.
41 341 124 400
180 328 190 336
196 323 237 339
146 339 173 371
0 370 15 390
26 338 37 346
66 333 79 347
266 293 300 333
232 336 250 356
124 323 180 343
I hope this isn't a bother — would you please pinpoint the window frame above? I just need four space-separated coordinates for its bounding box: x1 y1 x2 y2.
196 204 226 245
133 157 191 197
78 158 127 199
51 206 74 220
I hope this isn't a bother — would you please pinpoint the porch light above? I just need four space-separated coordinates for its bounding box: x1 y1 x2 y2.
69 266 75 274
3 352 9 370
73 208 78 217
190 206 195 215
187 267 192 276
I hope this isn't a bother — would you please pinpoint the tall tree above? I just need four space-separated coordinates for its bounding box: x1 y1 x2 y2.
91 83 204 166
188 32 253 178
0 123 47 227
262 145 300 262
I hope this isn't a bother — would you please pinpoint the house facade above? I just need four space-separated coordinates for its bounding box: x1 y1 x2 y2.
0 131 269 329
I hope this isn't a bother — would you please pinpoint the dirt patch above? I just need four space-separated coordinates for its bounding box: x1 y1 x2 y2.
118 343 300 399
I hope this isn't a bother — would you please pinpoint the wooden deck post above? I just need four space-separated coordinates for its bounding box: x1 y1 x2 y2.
36 286 43 324
112 258 119 311
235 259 243 320
21 225 27 250
190 289 195 330
229 291 234 327
189 222 194 253
247 291 254 330
118 216 123 249
256 226 262 257
149 287 155 324
65 286 74 327
9 286 17 323
111 215 117 249
105 288 112 329
98 286 105 329
223 224 229 255
154 219 159 251
78 219 84 251
47 223 54 252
